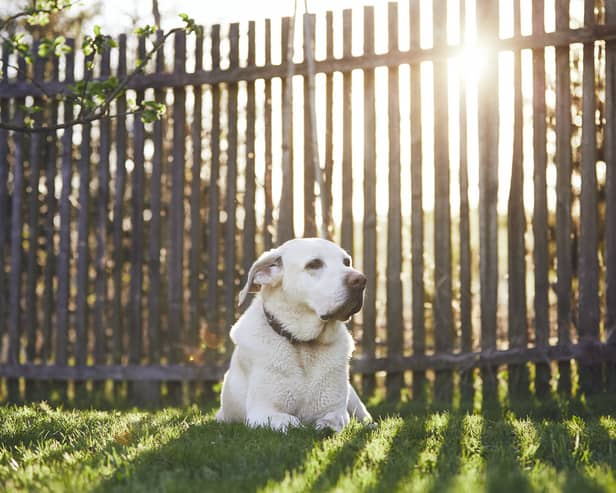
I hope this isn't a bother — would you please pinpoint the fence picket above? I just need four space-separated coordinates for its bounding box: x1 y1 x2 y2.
323 12 334 239
207 25 221 347
507 0 529 399
532 0 551 398
0 43 9 380
433 0 454 403
278 16 295 243
244 21 257 266
458 0 472 402
341 10 353 253
94 47 111 398
606 0 616 393
224 23 239 333
168 31 187 405
24 45 45 401
303 14 317 238
386 1 403 401
577 0 601 395
189 27 204 373
264 20 274 250
477 0 499 401
362 5 377 398
7 55 27 402
75 55 94 401
555 0 572 395
111 35 127 373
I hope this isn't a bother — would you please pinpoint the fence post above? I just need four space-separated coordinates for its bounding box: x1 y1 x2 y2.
458 0 473 404
433 0 454 404
386 1 403 401
531 0 551 398
362 5 377 399
94 45 111 400
578 0 601 395
0 43 9 393
604 0 616 393
554 0 573 396
278 16 295 243
111 35 127 401
303 14 317 238
507 0 529 399
168 30 187 405
476 0 499 403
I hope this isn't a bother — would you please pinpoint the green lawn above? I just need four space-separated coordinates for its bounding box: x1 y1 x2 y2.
1 396 615 493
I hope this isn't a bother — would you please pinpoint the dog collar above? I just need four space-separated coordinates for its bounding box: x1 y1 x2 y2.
263 306 317 344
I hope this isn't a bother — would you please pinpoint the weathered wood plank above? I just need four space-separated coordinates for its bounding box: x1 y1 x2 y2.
128 37 146 403
168 31 187 404
278 16 295 243
6 25 616 102
477 0 499 401
341 10 353 253
0 43 9 365
244 21 257 267
7 55 27 401
362 5 377 398
145 30 166 405
303 14 317 238
386 1 403 401
433 0 454 403
207 25 221 337
606 0 616 394
507 0 529 399
532 0 551 398
577 0 601 395
55 40 75 402
224 24 239 333
94 46 111 373
555 0 572 395
24 46 45 396
42 56 60 367
264 19 274 250
323 11 334 239
75 60 93 377
457 0 473 402
111 35 127 367
189 29 204 351
74 54 94 402
1 341 613 382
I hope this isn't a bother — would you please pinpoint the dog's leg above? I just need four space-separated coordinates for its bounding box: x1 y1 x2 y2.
245 380 301 432
315 409 350 432
347 383 372 422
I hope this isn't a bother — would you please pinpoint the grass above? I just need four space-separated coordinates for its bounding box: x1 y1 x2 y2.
1 396 616 493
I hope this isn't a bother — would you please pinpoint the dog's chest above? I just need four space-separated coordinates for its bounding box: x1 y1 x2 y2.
287 342 349 417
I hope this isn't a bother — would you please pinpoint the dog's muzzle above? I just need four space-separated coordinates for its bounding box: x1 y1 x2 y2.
321 271 367 321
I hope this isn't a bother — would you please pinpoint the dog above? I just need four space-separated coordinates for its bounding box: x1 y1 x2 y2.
215 237 372 432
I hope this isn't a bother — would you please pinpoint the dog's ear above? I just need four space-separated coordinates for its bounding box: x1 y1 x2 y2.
238 249 282 306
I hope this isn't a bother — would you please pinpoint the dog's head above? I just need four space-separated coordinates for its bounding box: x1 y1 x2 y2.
238 238 366 321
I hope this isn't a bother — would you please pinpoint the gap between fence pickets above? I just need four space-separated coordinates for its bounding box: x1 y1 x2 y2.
1 342 613 381
2 24 616 102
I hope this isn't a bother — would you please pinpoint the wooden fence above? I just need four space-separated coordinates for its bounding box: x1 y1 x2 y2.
0 0 615 406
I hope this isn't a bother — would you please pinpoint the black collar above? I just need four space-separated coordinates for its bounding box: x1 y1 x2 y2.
263 306 316 344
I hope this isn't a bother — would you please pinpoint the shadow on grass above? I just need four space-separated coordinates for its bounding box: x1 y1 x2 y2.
91 420 324 493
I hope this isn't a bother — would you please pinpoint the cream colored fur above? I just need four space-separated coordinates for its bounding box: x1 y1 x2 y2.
215 238 371 432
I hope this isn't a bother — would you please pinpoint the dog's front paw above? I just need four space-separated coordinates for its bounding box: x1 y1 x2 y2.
316 410 350 433
247 412 301 432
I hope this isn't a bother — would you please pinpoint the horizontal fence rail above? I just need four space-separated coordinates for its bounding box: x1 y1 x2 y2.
0 0 615 406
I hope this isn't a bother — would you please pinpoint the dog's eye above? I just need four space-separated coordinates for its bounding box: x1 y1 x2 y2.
343 257 351 267
305 258 324 270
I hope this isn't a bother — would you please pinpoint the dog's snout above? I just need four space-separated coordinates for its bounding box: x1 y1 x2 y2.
346 271 367 290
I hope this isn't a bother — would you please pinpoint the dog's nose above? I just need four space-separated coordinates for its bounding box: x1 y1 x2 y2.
346 271 367 290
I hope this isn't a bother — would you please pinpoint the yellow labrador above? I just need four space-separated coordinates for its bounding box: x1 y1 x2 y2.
216 238 372 432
